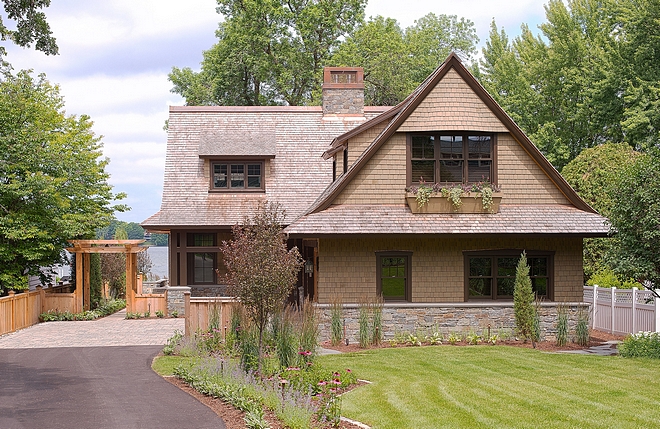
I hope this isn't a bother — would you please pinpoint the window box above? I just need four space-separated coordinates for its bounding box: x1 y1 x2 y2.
406 191 503 214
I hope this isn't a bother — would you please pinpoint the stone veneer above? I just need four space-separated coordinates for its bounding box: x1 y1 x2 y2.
322 88 365 115
316 302 590 343
164 286 190 316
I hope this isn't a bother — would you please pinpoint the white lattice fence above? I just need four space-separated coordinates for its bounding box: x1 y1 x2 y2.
584 285 660 335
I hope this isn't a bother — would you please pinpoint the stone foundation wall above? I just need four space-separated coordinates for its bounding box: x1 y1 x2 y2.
317 302 590 343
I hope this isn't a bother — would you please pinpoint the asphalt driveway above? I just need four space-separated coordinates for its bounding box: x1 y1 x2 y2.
0 312 225 429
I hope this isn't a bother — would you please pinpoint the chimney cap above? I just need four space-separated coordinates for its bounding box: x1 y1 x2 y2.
323 67 364 89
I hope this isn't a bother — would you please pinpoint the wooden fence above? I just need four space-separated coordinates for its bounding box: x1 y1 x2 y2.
584 285 660 335
126 274 168 316
0 287 75 336
183 292 240 337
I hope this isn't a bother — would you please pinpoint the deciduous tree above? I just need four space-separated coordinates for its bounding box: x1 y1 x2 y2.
0 0 58 59
220 202 303 369
607 151 660 295
561 143 641 280
0 71 125 294
170 0 366 106
330 13 478 105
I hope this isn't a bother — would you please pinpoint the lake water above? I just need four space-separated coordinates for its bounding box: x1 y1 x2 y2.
146 246 169 279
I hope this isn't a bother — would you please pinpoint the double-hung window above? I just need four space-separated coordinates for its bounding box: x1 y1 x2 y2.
410 133 494 185
211 161 264 191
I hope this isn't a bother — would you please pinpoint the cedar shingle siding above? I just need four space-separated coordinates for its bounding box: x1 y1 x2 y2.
145 53 608 307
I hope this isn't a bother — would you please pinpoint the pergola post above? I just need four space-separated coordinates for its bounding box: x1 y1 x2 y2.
75 252 84 313
83 253 91 311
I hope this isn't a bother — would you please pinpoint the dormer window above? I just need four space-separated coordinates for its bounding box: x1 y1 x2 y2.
409 133 495 185
211 160 264 191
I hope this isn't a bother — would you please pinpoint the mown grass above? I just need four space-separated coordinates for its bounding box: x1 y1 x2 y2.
152 355 197 376
319 346 660 429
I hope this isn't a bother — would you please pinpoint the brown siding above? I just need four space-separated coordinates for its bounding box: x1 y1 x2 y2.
317 235 583 304
333 133 407 205
346 121 388 166
398 69 509 133
497 134 571 205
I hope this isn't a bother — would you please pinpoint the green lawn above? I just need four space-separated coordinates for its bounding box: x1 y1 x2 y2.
318 346 660 429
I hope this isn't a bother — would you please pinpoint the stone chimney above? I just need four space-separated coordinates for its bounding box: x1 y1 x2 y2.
322 67 364 116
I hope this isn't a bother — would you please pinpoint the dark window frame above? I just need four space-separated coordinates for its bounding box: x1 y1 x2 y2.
407 132 498 187
376 251 412 302
463 250 554 301
187 252 217 285
210 160 265 192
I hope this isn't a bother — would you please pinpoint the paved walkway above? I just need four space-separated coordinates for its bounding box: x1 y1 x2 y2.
0 309 184 348
558 340 621 356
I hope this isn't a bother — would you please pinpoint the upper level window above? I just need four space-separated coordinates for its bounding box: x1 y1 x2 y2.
410 133 493 185
211 161 263 191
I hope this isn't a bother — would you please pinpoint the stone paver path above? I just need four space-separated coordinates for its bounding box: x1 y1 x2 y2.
0 309 184 348
558 340 621 356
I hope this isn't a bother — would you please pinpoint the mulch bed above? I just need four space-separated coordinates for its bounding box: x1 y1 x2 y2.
163 329 625 429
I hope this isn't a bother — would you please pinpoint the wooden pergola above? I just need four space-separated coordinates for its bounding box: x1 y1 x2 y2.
66 240 147 313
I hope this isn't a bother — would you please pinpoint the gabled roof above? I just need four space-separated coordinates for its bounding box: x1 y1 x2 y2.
305 53 595 215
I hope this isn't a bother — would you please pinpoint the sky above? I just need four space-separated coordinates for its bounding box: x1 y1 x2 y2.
1 0 548 224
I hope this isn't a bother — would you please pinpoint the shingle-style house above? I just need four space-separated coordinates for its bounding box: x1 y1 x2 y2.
144 54 608 340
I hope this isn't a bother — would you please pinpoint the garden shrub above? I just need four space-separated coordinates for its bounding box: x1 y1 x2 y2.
556 304 568 347
587 268 642 289
574 307 590 346
619 332 660 359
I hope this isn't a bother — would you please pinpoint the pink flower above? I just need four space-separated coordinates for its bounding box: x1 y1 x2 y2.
345 369 352 373
332 379 341 385
286 367 300 371
299 350 312 356
333 372 340 377
318 380 327 386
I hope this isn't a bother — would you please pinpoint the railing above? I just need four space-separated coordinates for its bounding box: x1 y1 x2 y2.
584 285 660 335
183 292 239 337
0 287 75 336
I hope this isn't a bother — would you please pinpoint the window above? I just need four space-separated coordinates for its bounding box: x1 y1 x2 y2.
410 133 494 185
191 253 216 284
464 251 552 300
187 233 217 285
376 252 412 301
211 161 263 191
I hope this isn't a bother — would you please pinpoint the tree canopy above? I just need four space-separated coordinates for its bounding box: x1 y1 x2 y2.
0 0 58 60
561 143 641 280
607 151 660 290
0 70 125 293
478 0 660 170
330 13 478 105
170 0 366 106
170 4 478 107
